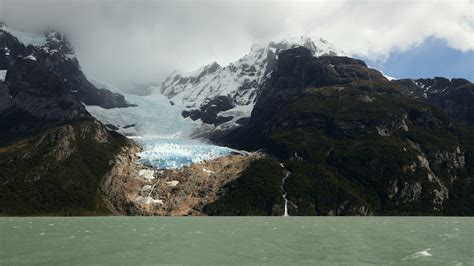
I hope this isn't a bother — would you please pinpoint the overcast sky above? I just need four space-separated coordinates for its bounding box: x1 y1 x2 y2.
1 0 472 86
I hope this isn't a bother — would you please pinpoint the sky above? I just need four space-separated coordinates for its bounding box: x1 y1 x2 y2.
0 0 473 87
362 37 474 81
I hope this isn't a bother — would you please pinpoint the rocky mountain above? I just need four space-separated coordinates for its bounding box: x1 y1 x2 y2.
0 23 131 109
395 77 474 125
0 29 135 215
213 47 474 216
160 36 343 130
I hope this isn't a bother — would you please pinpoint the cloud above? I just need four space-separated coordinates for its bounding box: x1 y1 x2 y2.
1 0 472 87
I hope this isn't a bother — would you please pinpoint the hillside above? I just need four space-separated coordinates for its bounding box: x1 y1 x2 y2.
214 47 474 215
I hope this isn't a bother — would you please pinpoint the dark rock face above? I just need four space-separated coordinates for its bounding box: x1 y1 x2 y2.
0 83 11 112
0 29 25 69
222 47 387 148
5 58 88 122
216 47 474 216
0 40 130 215
0 26 131 109
182 95 235 125
395 77 474 125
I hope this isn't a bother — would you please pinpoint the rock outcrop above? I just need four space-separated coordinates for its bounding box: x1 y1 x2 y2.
100 151 261 216
395 77 474 125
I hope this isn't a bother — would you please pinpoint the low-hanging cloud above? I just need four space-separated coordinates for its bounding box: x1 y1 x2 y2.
1 0 472 87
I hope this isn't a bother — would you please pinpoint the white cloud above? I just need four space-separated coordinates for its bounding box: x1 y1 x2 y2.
1 0 472 87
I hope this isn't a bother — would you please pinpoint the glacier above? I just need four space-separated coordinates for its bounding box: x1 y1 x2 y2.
86 80 235 169
137 137 234 169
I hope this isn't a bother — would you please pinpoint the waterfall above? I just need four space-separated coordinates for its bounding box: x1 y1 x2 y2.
148 184 156 197
280 163 291 217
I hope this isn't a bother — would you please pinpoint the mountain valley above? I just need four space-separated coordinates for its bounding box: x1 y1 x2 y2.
0 23 473 216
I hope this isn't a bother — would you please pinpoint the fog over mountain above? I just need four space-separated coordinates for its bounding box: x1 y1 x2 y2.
1 0 472 89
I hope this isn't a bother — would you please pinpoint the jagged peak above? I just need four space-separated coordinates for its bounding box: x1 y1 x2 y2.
250 35 344 57
0 23 72 52
164 36 344 82
190 61 222 77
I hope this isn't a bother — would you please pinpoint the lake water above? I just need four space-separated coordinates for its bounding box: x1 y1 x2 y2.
1 217 472 265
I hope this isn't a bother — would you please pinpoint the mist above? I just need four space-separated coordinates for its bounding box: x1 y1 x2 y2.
1 0 472 89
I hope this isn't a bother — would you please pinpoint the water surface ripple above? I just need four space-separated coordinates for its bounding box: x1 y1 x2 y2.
1 217 472 265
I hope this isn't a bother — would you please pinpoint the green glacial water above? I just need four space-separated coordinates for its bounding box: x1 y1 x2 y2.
1 217 473 265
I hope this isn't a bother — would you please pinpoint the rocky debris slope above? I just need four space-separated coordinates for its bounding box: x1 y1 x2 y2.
216 47 474 216
101 151 262 216
160 37 343 131
0 23 131 109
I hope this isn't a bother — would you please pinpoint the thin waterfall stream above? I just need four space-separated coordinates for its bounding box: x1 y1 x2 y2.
280 163 291 217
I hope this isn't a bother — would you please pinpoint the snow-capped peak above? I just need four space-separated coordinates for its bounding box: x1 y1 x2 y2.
0 23 75 60
159 36 343 131
268 36 344 57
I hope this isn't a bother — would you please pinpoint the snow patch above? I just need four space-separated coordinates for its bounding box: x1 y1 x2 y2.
165 181 179 187
138 169 155 180
25 55 37 61
135 196 163 205
202 168 215 174
0 70 6 82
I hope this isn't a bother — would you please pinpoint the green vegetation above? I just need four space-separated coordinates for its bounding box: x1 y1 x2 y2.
443 126 474 215
246 84 473 215
0 119 127 216
204 159 286 216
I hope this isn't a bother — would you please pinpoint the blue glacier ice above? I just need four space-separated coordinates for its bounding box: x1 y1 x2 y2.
136 137 234 169
86 83 235 169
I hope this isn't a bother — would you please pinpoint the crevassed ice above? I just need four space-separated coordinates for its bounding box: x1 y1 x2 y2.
137 138 233 169
86 85 201 137
85 83 234 169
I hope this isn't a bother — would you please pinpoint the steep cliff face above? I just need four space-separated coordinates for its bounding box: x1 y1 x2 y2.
217 47 474 216
0 48 131 215
100 144 144 215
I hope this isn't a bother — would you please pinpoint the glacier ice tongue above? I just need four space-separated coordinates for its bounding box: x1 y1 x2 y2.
86 82 235 170
137 138 234 169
